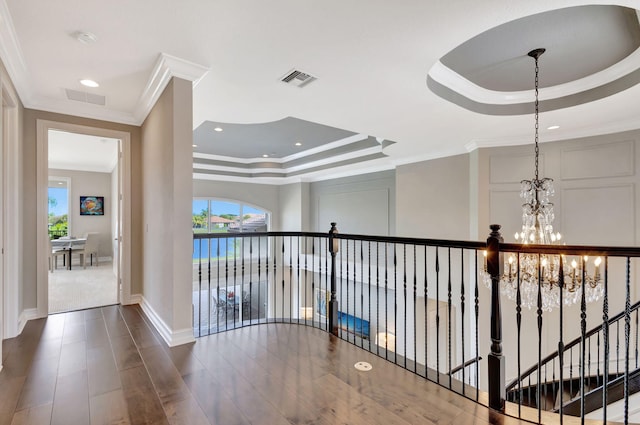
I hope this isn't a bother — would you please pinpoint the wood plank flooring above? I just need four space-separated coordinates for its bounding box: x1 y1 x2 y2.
1 305 532 425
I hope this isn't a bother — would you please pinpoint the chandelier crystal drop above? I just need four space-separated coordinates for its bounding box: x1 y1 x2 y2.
482 48 603 311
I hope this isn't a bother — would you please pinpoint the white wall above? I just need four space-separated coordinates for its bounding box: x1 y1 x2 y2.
49 168 113 258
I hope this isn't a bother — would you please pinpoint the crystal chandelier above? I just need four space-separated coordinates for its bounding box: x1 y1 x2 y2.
482 48 603 311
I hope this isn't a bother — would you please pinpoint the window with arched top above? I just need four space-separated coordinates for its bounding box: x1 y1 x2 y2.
192 199 270 234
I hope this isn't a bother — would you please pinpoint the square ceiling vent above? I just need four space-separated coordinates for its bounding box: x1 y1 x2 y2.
280 69 317 87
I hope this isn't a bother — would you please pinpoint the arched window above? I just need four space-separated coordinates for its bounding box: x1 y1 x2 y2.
192 199 269 233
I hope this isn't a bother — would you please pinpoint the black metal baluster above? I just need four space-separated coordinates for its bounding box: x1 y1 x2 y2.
361 240 364 348
537 254 543 425
588 335 592 395
394 244 398 365
368 241 372 352
280 237 285 322
241 236 245 327
258 235 262 325
217 238 221 330
207 238 212 335
403 244 407 369
580 257 587 422
475 250 479 398
617 321 620 375
516 254 522 417
345 239 349 341
460 248 465 394
570 346 574 403
275 236 279 323
597 332 601 388
624 257 631 425
384 243 388 360
603 256 609 423
414 246 417 374
425 246 429 379
377 242 381 356
196 238 201 337
325 237 329 330
544 363 548 410
249 237 253 325
289 237 293 324
559 255 565 424
303 237 307 324
635 309 638 369
233 237 238 328
225 238 229 327
448 247 452 389
436 246 440 383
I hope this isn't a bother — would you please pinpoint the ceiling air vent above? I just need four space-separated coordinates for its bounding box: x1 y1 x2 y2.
65 88 106 106
280 69 317 87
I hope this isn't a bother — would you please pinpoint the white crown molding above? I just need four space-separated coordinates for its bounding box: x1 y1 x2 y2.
0 0 32 103
428 46 640 106
193 157 396 185
465 114 640 153
193 145 385 175
193 133 369 164
133 52 209 124
26 95 140 125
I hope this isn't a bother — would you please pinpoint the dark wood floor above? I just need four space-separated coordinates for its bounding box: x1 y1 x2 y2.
0 305 532 425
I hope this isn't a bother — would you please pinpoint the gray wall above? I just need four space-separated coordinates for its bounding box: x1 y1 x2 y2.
141 77 193 341
309 171 396 235
49 168 113 258
396 153 470 240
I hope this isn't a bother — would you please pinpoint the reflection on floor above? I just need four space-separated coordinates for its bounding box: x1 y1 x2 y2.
49 261 118 313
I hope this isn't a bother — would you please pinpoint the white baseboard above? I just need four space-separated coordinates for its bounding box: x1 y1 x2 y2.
18 308 39 335
138 296 195 347
129 293 143 305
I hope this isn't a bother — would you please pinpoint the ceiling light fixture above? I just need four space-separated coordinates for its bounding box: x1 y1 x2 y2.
214 127 223 132
192 144 198 148
482 48 603 311
73 31 97 44
295 142 302 146
80 79 99 88
547 125 560 130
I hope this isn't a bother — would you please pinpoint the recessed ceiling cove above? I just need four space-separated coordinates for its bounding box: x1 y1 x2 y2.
427 5 640 115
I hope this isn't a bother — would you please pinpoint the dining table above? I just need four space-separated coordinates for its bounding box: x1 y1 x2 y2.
51 237 87 270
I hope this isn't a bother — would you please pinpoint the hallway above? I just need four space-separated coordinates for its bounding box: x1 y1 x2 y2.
0 305 532 425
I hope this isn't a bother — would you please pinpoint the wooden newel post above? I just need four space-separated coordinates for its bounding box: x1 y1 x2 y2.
328 222 339 336
487 224 505 411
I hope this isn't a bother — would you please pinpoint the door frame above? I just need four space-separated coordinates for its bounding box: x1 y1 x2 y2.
2 82 19 345
36 120 132 317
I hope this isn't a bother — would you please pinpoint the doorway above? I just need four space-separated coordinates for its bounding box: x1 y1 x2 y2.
47 132 119 313
36 120 132 317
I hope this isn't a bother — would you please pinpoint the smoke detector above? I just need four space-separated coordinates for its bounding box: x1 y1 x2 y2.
280 69 317 88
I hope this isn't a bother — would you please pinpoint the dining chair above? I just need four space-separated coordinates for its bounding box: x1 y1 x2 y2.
49 239 67 272
73 232 100 268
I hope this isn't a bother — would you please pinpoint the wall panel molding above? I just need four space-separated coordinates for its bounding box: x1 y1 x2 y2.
561 140 634 181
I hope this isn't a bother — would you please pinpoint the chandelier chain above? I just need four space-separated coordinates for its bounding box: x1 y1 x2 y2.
534 55 540 182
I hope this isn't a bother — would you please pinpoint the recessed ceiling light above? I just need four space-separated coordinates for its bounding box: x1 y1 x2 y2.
214 127 223 132
263 154 269 158
80 79 99 88
547 125 560 130
73 31 97 44
58 182 63 185
192 144 198 148
295 142 302 146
